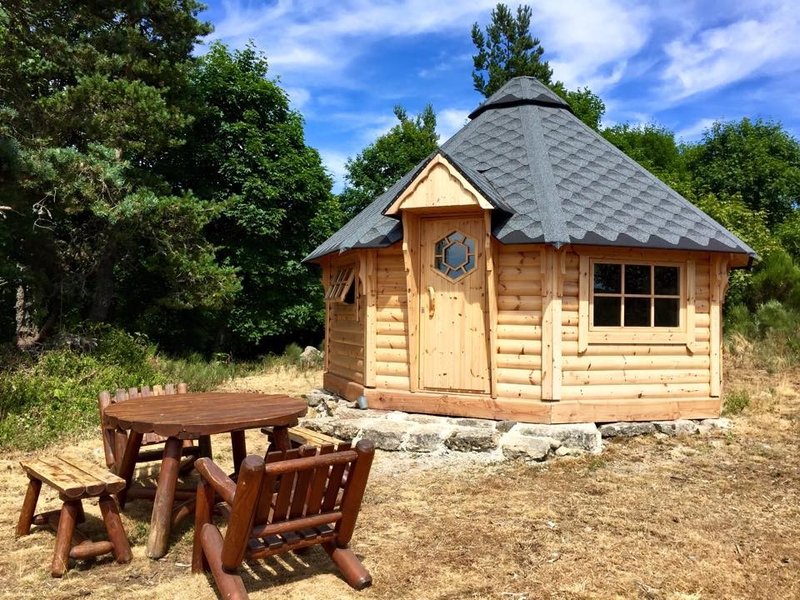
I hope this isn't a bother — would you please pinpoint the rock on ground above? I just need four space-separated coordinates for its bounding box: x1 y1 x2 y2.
599 422 657 438
445 427 499 453
501 435 552 461
653 419 699 436
510 423 602 453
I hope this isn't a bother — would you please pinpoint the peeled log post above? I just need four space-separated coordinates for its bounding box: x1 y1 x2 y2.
147 437 182 559
15 477 42 537
99 495 132 564
51 501 80 577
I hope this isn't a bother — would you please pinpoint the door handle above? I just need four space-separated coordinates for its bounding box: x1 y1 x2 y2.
427 286 435 317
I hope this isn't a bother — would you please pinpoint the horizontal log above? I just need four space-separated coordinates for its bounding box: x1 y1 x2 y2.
497 267 542 282
495 382 542 400
377 287 406 297
549 396 721 423
497 281 542 295
496 340 541 355
497 323 542 340
375 362 409 377
497 311 541 326
376 307 407 322
497 296 543 311
562 354 710 371
497 368 542 385
328 332 363 347
376 321 406 335
374 374 410 390
324 372 365 402
562 342 708 356
376 335 408 350
330 320 363 334
375 347 408 363
560 382 711 401
69 540 114 560
563 369 710 386
497 251 542 268
496 355 542 371
328 364 364 384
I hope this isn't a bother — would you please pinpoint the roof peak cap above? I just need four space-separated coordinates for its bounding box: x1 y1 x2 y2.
468 76 569 120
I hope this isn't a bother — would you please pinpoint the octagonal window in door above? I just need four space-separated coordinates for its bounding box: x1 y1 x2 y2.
434 231 477 281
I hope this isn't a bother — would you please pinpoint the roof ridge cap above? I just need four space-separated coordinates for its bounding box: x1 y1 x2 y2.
520 106 569 246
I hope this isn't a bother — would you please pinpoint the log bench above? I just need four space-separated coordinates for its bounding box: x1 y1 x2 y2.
261 425 345 450
16 456 132 577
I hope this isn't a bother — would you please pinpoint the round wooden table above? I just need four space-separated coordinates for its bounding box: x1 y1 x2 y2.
103 392 307 558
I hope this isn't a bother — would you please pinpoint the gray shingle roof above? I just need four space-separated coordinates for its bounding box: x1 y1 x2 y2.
306 77 755 262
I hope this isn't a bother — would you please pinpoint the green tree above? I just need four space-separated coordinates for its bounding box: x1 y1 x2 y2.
684 118 800 227
0 0 238 346
340 105 438 218
171 43 339 349
471 3 605 130
471 3 552 96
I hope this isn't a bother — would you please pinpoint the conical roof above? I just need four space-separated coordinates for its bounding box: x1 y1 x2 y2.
306 76 755 262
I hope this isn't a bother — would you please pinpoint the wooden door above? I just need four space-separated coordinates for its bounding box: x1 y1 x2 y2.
419 216 489 392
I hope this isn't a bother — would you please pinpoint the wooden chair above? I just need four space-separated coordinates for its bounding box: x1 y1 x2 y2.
261 425 344 452
16 456 132 577
98 383 209 506
192 439 375 598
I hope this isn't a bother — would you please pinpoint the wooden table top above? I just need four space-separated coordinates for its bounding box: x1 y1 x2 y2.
102 392 307 439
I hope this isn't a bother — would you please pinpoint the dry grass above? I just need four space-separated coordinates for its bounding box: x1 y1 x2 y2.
1 361 799 599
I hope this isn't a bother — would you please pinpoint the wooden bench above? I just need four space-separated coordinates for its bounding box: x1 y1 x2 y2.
261 425 345 450
16 457 132 577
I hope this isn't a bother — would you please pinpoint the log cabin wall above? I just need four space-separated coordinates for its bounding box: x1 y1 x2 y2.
324 253 366 388
555 245 722 421
494 245 544 401
374 244 410 391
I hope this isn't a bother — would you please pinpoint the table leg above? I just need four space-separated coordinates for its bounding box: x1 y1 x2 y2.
147 436 182 559
230 430 246 473
272 426 292 452
116 430 143 509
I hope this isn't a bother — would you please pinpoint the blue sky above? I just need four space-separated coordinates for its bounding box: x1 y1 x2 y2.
200 0 800 192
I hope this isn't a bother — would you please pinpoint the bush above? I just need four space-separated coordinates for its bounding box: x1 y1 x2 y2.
0 329 159 449
723 389 750 415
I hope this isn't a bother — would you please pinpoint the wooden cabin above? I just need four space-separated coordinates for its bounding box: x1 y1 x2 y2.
305 77 755 424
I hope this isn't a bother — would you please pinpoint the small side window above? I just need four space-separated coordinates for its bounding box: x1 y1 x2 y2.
326 265 356 302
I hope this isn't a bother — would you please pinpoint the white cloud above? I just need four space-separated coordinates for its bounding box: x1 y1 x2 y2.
675 117 718 141
662 1 800 99
283 86 311 110
533 0 652 91
437 108 470 143
318 149 349 192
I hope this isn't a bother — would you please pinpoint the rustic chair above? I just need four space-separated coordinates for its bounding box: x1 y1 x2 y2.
192 439 375 599
97 384 209 498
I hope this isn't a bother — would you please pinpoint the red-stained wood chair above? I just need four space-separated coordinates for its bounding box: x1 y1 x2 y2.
192 439 375 599
97 383 210 504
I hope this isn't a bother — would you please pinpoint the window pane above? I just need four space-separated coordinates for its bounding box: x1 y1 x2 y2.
625 264 651 295
655 266 679 295
624 297 651 326
594 264 621 293
654 298 679 327
444 242 467 269
594 296 621 326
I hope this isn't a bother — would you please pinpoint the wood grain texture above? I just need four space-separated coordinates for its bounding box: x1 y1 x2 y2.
103 393 307 438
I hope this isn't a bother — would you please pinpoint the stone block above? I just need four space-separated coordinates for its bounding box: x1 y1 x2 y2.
700 417 732 430
404 423 451 452
357 419 409 451
599 422 656 438
653 419 699 436
510 423 601 453
501 435 551 461
445 427 499 452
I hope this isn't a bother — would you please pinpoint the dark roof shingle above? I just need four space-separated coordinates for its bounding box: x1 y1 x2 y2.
306 76 755 261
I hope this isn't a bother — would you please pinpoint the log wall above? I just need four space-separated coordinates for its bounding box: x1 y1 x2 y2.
494 245 543 401
325 254 365 386
374 244 410 390
560 246 715 407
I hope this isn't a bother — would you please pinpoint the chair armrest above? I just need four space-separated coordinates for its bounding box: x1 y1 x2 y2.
195 457 236 505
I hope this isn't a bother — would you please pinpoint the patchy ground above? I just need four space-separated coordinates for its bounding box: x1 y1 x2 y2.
1 360 798 600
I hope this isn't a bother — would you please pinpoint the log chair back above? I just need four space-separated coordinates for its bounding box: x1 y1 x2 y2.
97 383 187 471
193 439 375 596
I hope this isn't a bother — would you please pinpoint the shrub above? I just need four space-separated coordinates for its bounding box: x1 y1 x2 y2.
723 389 751 415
